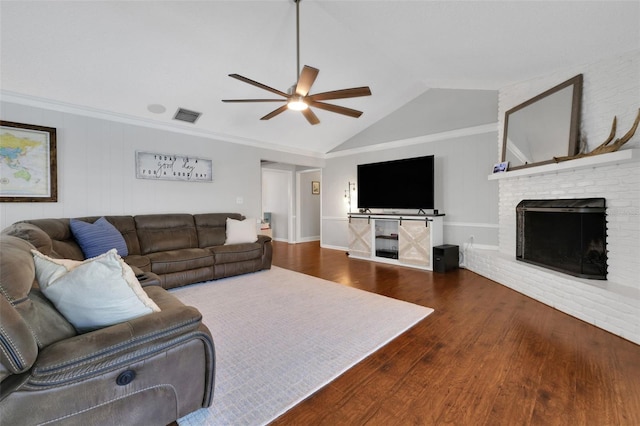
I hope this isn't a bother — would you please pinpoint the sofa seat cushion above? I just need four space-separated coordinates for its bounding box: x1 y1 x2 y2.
124 254 151 272
209 242 262 265
146 248 213 275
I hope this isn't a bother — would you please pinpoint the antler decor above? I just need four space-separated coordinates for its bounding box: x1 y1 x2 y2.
554 108 640 162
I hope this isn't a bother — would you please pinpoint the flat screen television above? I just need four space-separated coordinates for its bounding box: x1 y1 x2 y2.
357 155 435 211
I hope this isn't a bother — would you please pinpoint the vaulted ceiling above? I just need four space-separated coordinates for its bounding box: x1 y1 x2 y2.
1 1 638 156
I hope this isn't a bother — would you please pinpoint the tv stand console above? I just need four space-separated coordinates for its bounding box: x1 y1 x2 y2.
347 213 444 270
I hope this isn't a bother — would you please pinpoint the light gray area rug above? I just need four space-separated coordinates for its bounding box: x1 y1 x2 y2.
172 266 433 426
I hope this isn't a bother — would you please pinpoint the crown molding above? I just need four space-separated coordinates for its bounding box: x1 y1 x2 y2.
0 90 325 159
324 123 498 159
1 90 499 161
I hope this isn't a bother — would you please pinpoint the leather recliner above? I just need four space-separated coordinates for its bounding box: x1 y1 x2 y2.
0 235 215 425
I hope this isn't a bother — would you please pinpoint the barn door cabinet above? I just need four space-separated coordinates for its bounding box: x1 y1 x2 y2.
347 213 444 270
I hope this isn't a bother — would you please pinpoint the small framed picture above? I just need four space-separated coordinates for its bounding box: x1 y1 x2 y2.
492 161 509 173
311 181 320 194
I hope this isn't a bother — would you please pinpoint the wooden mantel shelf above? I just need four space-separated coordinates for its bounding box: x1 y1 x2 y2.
487 149 639 180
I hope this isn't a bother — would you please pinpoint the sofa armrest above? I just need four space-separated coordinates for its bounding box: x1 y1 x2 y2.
257 235 272 270
28 296 210 387
130 265 162 287
257 234 272 244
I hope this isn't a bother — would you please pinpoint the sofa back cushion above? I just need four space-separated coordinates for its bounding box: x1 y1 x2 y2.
12 216 140 260
1 222 54 255
20 219 84 260
135 214 198 255
104 216 141 255
194 213 243 248
0 236 76 378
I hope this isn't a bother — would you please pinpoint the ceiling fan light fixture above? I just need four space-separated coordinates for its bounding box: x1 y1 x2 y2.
223 0 370 124
287 96 308 111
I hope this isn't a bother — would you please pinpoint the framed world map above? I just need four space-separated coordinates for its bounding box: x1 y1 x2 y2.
0 121 57 202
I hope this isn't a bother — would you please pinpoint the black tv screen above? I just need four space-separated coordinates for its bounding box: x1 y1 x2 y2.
357 156 435 210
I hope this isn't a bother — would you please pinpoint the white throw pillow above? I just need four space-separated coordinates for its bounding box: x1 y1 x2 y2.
225 217 257 245
32 249 161 332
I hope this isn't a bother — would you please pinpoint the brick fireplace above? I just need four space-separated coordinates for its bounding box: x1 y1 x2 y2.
465 155 639 344
464 50 639 344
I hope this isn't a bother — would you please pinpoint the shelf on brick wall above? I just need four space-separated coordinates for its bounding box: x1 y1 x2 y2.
488 149 639 180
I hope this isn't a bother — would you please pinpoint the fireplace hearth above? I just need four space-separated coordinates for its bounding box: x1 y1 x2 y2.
516 198 607 279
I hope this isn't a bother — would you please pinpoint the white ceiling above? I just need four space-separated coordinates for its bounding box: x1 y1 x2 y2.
1 1 638 156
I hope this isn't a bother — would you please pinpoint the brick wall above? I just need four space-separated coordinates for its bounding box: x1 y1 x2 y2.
465 49 640 344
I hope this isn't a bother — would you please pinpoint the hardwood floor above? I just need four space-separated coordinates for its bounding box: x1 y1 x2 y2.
270 241 640 426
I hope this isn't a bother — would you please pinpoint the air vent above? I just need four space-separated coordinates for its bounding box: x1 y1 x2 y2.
173 108 201 124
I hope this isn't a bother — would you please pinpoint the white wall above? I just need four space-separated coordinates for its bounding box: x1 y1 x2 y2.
0 100 323 229
297 169 321 242
321 129 500 251
466 49 640 344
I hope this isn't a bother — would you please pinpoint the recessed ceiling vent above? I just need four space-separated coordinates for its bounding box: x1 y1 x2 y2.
173 108 201 124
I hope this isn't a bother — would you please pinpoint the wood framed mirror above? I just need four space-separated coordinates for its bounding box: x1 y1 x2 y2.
501 74 583 171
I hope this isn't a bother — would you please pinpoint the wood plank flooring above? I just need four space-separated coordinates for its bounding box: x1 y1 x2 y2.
269 241 640 426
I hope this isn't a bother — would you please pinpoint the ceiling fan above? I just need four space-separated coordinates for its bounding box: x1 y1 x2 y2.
222 0 371 125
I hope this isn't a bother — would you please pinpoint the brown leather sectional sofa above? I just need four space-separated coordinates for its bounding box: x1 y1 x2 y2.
3 212 273 289
0 213 272 424
0 233 215 425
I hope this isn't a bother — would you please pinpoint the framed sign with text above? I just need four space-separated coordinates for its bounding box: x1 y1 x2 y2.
135 151 212 182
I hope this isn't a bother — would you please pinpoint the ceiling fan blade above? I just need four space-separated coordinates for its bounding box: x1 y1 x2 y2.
301 108 320 125
260 105 289 121
308 86 372 102
309 101 363 118
295 66 319 97
228 74 289 98
222 99 286 103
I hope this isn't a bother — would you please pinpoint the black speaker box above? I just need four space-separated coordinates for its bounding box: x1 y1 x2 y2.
433 244 459 273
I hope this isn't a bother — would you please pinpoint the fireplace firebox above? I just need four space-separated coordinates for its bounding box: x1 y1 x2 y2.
516 198 607 279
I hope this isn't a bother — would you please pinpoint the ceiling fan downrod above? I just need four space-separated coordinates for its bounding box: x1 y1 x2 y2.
295 0 301 81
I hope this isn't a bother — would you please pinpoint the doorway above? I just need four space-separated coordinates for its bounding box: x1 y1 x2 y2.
261 162 321 243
